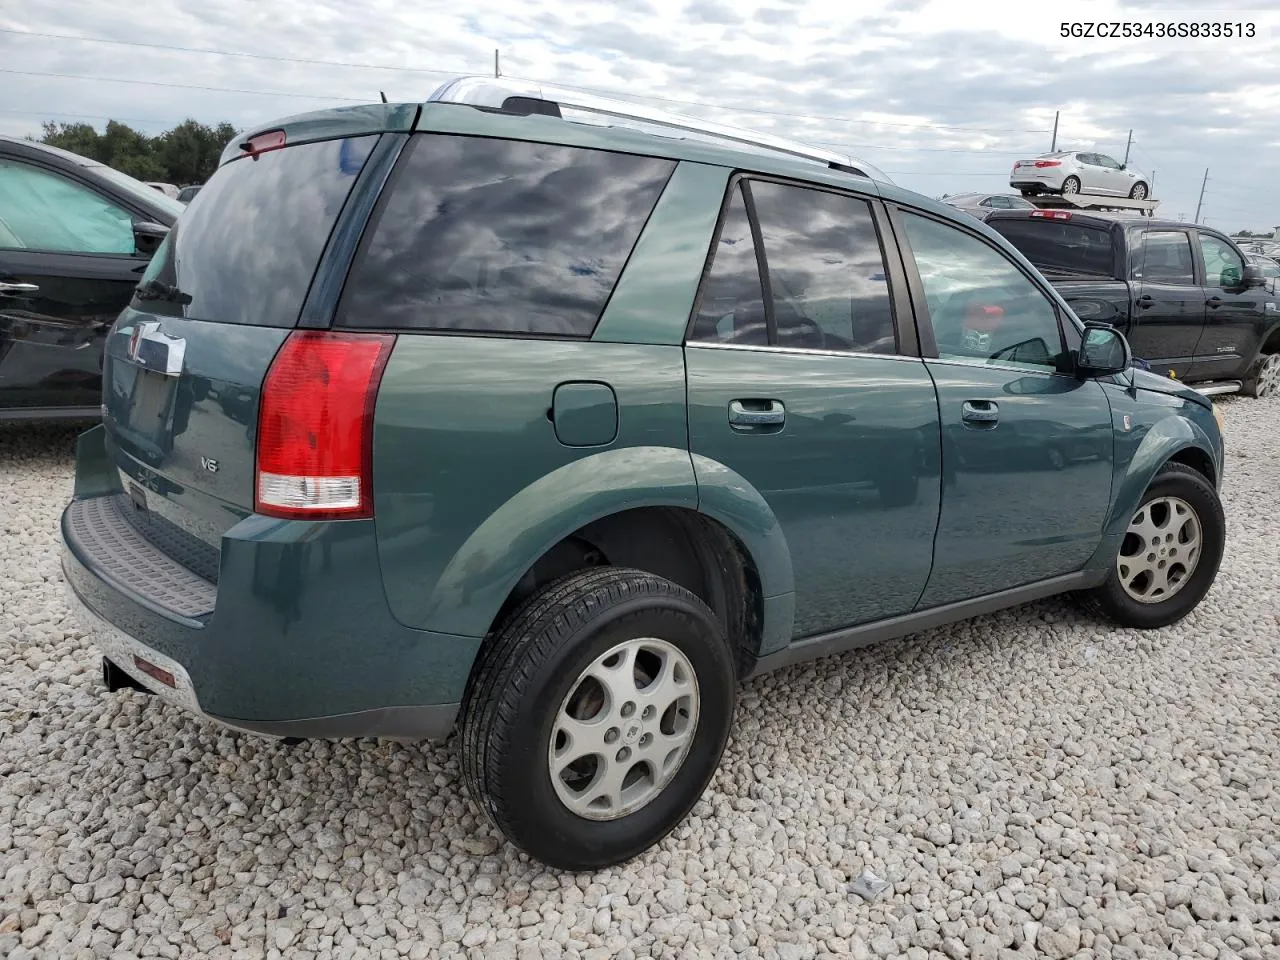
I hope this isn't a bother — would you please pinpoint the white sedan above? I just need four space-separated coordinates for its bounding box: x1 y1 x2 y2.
1010 151 1151 200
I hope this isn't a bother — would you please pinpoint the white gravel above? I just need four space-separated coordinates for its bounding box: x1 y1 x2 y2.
2 399 1279 960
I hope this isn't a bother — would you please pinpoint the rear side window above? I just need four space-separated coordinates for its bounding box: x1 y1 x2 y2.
1133 231 1196 285
139 134 378 326
337 135 675 337
987 218 1115 277
689 178 897 355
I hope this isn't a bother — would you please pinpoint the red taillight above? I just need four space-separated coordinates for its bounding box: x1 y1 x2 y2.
256 331 395 520
1034 160 1061 168
1031 210 1072 220
240 129 287 158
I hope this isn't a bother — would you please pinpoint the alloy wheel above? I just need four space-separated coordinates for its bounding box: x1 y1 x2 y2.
1117 496 1202 604
549 637 700 821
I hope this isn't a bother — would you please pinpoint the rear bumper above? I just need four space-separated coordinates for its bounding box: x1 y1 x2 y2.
62 572 461 740
1010 174 1064 191
59 431 481 741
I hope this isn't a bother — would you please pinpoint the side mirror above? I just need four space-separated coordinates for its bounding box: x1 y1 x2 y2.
132 221 170 257
1077 323 1131 378
1242 263 1267 288
1119 163 1126 171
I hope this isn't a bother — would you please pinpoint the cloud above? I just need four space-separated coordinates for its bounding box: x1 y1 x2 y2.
1 0 1278 229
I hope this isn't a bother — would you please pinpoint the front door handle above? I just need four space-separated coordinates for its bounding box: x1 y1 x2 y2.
961 400 999 426
0 281 39 296
1206 296 1223 309
728 399 785 428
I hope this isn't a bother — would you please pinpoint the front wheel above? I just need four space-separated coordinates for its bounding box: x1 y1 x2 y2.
1079 462 1225 629
459 567 737 871
1129 181 1149 200
1061 176 1082 196
1242 351 1280 398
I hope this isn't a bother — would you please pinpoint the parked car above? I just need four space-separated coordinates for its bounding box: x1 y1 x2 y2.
942 192 1035 220
1011 151 1151 200
986 209 1280 398
1237 240 1280 264
144 182 180 199
176 184 202 204
61 80 1227 871
1246 253 1280 292
0 136 184 421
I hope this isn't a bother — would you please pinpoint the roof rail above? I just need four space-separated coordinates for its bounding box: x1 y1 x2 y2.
426 76 892 184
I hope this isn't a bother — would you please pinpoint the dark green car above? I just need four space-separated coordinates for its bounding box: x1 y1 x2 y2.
61 78 1227 872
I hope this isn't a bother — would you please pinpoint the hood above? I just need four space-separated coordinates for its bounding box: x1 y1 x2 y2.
1128 368 1211 409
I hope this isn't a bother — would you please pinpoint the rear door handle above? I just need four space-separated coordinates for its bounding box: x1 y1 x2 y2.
1135 294 1154 309
0 282 39 296
1206 296 1223 308
961 400 999 426
728 399 785 427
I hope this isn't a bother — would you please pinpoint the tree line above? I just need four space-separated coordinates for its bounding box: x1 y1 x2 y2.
37 119 240 187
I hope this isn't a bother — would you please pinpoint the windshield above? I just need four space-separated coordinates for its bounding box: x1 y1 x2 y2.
92 164 186 219
988 218 1115 277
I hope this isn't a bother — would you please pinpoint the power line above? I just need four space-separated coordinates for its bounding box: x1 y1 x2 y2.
0 27 1052 137
0 108 188 125
0 28 469 77
0 68 369 102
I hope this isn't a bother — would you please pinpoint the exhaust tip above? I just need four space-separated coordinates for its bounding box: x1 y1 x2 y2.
102 657 154 695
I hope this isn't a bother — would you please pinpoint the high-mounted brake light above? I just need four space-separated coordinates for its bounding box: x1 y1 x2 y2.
240 129 287 158
1034 160 1061 168
256 331 396 520
1030 210 1072 220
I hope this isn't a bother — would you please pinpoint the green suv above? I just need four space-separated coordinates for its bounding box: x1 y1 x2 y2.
61 77 1227 871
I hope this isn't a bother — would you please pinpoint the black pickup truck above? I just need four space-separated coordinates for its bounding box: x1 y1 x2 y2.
986 209 1280 398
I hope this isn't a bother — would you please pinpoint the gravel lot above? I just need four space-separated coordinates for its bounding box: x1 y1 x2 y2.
2 399 1278 960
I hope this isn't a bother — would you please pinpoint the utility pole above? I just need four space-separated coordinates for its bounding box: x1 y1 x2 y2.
494 49 500 78
1150 170 1156 194
1194 168 1209 223
1123 129 1132 165
1050 111 1059 152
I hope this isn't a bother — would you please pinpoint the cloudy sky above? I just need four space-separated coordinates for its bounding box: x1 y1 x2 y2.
3 0 1279 232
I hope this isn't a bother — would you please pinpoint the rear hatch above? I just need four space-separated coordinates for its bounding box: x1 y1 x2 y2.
102 121 393 551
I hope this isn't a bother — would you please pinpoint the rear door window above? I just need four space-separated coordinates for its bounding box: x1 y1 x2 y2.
1133 231 1196 285
336 134 675 337
139 134 378 326
688 179 898 355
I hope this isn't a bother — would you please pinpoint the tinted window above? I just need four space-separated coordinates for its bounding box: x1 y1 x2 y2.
1133 231 1196 285
750 181 896 354
1096 154 1121 169
987 218 1115 277
338 135 674 336
0 159 135 254
903 212 1065 372
688 183 768 346
139 135 377 326
1199 234 1245 288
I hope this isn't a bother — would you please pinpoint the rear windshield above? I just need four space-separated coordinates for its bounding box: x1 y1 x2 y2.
336 133 675 337
987 218 1116 277
137 134 377 326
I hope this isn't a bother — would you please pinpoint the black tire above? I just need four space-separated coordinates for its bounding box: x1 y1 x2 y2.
1241 351 1280 398
1129 181 1149 200
1078 462 1224 629
459 567 737 871
1061 176 1082 196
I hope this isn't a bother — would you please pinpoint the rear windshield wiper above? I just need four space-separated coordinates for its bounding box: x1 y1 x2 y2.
134 279 192 305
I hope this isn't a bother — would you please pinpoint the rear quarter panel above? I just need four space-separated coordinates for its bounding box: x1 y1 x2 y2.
372 337 693 637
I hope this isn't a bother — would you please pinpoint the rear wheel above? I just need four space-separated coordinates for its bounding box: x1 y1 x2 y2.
459 567 737 871
1062 176 1082 196
1079 462 1224 629
1129 182 1149 200
1242 351 1280 398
